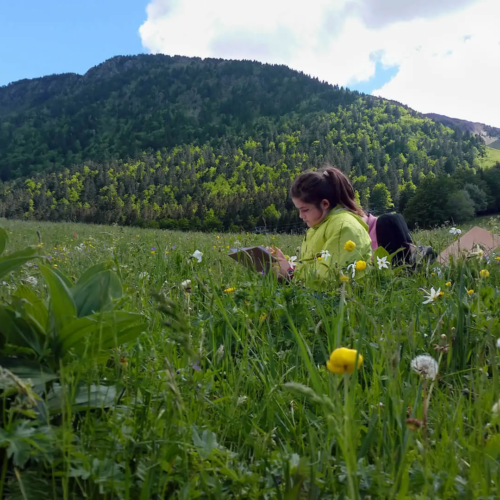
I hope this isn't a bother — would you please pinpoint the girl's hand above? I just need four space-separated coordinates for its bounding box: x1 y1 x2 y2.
268 246 292 279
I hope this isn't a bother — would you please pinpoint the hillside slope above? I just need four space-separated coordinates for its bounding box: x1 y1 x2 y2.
424 113 500 146
0 54 487 182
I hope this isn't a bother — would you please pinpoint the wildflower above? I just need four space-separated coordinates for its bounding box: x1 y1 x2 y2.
181 279 192 292
213 245 217 249
496 256 500 261
326 347 363 374
340 275 350 283
377 255 390 270
288 256 298 264
411 355 438 380
191 250 203 263
432 267 443 278
467 289 474 296
224 287 235 293
421 287 442 305
445 282 452 287
356 260 367 271
139 272 150 280
493 400 500 418
53 264 58 268
37 243 43 248
344 240 356 252
25 276 38 286
479 269 490 278
449 227 462 235
237 396 248 406
318 250 331 261
347 261 357 278
471 245 484 258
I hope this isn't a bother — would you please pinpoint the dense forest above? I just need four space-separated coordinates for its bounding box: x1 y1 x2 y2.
0 55 498 230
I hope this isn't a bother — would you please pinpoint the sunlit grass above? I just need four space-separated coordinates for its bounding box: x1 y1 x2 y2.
2 216 500 498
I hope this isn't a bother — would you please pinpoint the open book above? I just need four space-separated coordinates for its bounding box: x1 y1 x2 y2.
227 246 279 273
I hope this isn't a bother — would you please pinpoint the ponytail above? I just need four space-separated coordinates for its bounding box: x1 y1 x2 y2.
290 165 365 217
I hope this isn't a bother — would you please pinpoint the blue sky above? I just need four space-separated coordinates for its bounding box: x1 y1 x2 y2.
0 0 147 86
0 0 391 95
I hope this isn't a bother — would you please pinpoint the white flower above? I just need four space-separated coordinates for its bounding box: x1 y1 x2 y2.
139 272 150 280
319 250 331 260
421 287 442 305
377 256 390 270
471 245 484 258
25 276 38 286
191 250 203 263
411 355 439 380
449 227 462 235
347 261 357 278
237 396 248 406
288 256 297 263
492 400 500 417
432 267 443 278
181 279 191 289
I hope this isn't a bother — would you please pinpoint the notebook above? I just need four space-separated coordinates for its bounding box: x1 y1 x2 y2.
227 246 279 273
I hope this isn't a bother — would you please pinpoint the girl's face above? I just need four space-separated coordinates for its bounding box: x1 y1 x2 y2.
292 197 330 228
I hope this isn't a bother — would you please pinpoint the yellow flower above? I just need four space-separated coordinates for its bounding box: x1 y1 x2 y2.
445 282 452 287
259 314 267 321
37 243 43 248
151 250 155 255
340 275 350 283
53 264 58 268
217 236 220 240
344 240 356 252
226 246 230 249
438 291 445 297
479 269 490 278
213 245 217 249
468 289 474 296
165 251 169 255
317 256 323 261
431 272 436 276
495 256 500 261
326 347 363 374
224 287 235 293
355 260 367 271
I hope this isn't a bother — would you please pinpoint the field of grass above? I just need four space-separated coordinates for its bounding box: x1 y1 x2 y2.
1 216 500 499
478 146 500 169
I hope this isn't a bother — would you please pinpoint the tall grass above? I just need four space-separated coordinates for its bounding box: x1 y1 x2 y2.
1 217 500 499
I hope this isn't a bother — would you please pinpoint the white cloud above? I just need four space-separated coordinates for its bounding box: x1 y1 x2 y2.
140 0 500 127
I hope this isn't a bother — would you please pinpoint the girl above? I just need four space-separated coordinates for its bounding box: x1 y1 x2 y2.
272 166 372 289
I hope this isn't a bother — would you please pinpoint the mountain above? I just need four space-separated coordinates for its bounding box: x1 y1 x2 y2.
0 54 498 230
424 113 500 147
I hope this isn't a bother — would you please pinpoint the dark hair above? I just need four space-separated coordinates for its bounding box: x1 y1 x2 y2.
290 165 365 216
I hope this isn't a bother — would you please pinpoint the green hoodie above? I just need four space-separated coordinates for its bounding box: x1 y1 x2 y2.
294 206 372 289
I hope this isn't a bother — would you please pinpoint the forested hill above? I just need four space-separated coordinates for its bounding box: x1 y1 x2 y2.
0 54 498 231
0 55 364 180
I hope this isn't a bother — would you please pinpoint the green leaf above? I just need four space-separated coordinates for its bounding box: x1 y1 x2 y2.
76 261 114 286
0 358 57 386
0 226 8 256
0 247 39 280
58 311 146 359
14 285 49 332
47 384 118 413
39 264 77 335
71 269 123 317
0 306 45 356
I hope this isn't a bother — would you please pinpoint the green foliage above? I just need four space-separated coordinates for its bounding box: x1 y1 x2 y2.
446 190 476 223
369 182 394 214
0 218 499 497
0 55 491 230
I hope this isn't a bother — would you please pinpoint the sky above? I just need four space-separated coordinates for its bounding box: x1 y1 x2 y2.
1 0 499 127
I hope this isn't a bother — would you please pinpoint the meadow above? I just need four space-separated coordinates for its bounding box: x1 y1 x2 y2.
1 216 500 499
478 147 500 169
